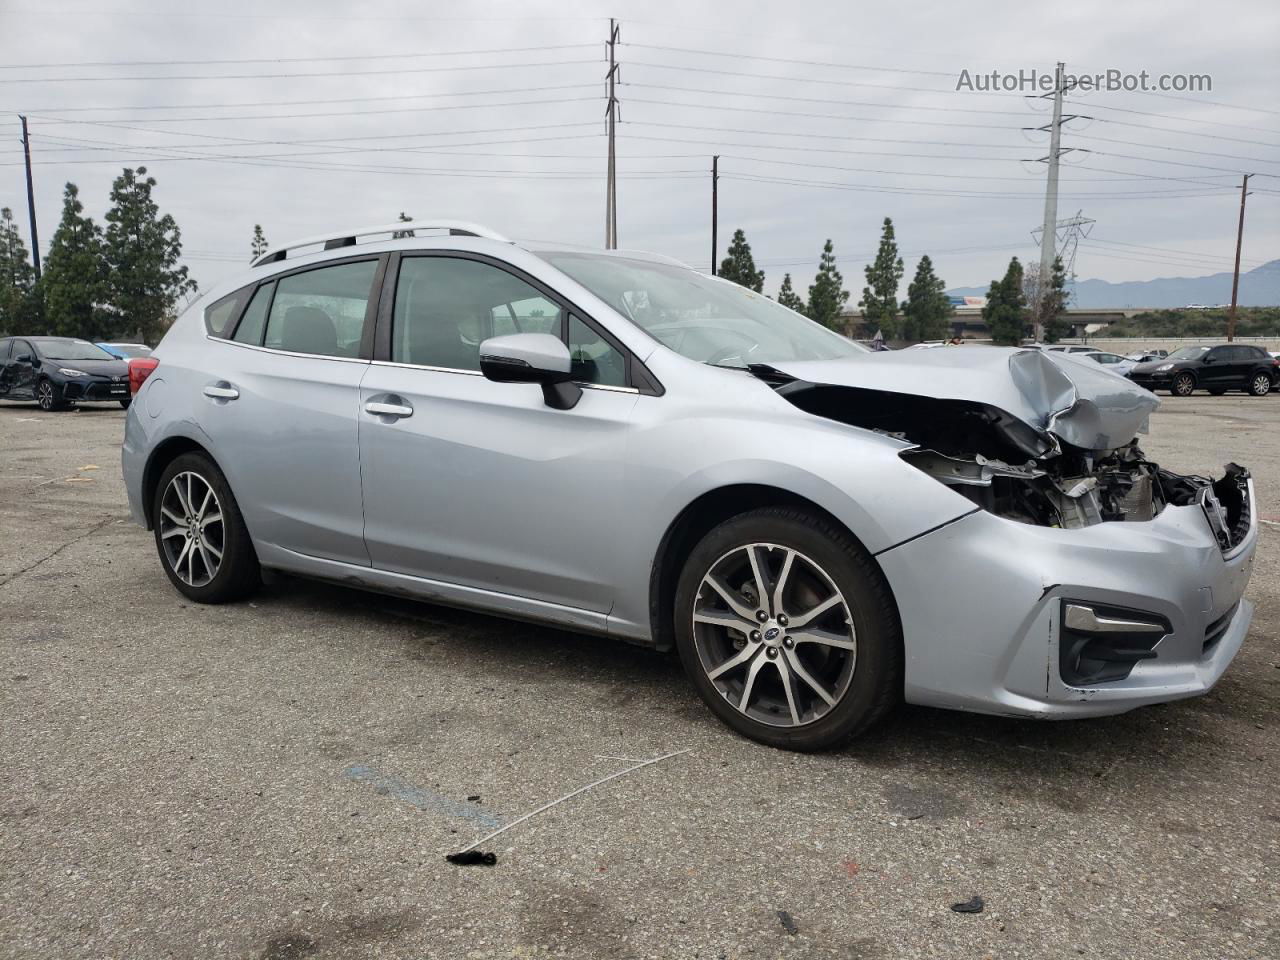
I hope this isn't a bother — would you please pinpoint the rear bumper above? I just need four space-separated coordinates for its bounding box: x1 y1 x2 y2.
877 480 1258 718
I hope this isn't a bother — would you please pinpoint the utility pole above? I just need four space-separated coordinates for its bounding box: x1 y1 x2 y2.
711 155 719 276
604 19 620 249
1031 63 1081 340
19 115 41 281
1227 173 1253 342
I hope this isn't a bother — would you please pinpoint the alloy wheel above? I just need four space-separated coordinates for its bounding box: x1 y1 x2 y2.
1251 374 1271 396
37 380 54 410
1173 374 1195 397
691 543 856 728
158 471 224 587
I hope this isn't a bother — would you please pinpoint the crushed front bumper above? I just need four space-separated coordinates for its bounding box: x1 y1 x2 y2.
876 477 1257 718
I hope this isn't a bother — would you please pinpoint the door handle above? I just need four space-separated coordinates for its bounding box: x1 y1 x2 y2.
364 399 413 419
203 383 239 400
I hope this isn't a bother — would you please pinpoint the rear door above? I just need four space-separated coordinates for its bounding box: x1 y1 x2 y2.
356 251 639 615
195 256 384 566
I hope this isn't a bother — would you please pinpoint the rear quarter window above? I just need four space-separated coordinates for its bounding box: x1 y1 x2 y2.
204 290 246 338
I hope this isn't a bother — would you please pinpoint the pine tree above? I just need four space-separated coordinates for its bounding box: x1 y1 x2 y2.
43 183 108 340
806 239 850 331
983 257 1028 346
392 211 414 239
251 224 268 260
1040 256 1071 343
717 228 764 292
776 273 806 313
0 207 40 334
103 166 196 343
902 255 953 342
859 217 905 338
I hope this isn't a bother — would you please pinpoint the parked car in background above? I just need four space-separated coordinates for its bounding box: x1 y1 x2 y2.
1045 345 1096 354
1079 350 1138 377
0 336 132 410
97 342 153 360
1125 350 1168 363
1128 344 1280 397
120 220 1258 750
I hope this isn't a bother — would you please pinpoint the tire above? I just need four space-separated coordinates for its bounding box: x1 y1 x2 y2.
1248 372 1271 397
119 398 132 409
1208 387 1227 396
1171 373 1196 397
152 452 260 603
36 378 67 411
673 507 902 751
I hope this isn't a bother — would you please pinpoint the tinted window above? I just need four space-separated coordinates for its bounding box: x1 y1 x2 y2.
0 340 10 361
205 291 245 338
15 340 33 361
263 260 377 358
1241 346 1266 359
233 282 275 345
392 257 564 371
568 314 627 386
1206 347 1232 362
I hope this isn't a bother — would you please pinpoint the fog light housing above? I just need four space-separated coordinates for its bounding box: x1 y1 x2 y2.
1060 601 1169 686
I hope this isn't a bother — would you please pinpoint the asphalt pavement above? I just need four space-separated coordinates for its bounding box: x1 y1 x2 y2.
1 396 1277 959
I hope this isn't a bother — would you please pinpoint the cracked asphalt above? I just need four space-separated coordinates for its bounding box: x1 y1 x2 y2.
1 396 1278 960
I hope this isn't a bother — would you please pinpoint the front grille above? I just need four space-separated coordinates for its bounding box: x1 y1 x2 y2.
1202 604 1238 657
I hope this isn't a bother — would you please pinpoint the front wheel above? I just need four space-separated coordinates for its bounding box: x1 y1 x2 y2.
153 452 260 603
1171 373 1196 397
1249 373 1272 397
674 508 902 751
36 378 67 411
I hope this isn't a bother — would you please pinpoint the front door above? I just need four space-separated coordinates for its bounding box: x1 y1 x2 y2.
3 340 37 399
357 253 637 615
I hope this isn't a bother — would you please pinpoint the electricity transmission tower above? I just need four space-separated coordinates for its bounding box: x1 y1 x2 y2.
604 19 620 249
1031 210 1095 286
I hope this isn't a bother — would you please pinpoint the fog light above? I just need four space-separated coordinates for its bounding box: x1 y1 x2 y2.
1060 601 1169 686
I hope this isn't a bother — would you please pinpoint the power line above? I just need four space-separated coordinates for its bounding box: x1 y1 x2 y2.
720 172 1235 201
626 96 1016 130
0 58 600 84
624 42 956 77
625 60 1013 96
0 43 598 70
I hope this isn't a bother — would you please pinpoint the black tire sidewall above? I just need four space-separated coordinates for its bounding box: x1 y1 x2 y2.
152 452 259 603
673 508 901 751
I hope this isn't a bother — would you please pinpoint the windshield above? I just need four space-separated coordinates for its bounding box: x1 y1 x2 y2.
36 339 116 361
1166 346 1210 361
536 252 868 367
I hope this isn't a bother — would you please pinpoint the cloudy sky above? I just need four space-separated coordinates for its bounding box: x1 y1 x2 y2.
1 0 1277 302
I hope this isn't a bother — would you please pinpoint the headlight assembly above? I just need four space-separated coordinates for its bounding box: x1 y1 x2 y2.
58 368 87 377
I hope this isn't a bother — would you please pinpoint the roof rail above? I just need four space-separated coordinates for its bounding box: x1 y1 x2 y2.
251 220 510 267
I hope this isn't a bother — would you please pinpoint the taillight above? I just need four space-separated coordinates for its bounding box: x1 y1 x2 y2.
128 357 159 394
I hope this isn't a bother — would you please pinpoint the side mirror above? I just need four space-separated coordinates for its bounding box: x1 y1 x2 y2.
479 333 581 410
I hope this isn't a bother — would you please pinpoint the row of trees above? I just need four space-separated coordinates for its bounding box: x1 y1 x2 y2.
717 219 955 341
0 168 195 344
981 255 1070 345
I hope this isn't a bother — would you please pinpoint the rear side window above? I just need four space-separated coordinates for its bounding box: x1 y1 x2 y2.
263 260 377 358
204 291 245 337
232 282 275 346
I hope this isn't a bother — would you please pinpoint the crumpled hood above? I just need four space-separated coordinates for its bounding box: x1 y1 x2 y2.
767 347 1160 454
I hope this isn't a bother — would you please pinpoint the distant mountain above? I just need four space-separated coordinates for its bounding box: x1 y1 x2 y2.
948 259 1280 309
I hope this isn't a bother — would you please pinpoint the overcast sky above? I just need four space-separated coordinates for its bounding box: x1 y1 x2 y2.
1 0 1277 302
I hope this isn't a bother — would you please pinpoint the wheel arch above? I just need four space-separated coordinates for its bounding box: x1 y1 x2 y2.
647 483 900 652
141 436 214 529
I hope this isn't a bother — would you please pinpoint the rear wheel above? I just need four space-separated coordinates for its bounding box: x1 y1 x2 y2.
1248 373 1271 397
674 508 901 751
1171 373 1196 397
153 452 260 603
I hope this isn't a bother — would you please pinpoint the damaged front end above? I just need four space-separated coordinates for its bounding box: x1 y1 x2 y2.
754 349 1252 550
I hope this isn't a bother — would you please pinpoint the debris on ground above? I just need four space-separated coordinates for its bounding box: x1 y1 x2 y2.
951 896 985 914
466 794 481 802
445 851 497 866
777 910 798 935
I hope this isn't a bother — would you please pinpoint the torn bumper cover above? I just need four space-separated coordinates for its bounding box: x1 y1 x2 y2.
755 348 1257 717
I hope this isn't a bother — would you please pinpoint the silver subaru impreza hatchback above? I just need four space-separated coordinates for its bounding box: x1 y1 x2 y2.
122 221 1257 751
